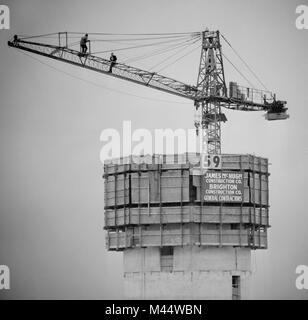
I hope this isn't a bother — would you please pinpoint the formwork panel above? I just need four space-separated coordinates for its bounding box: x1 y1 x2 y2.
106 225 268 250
130 170 190 204
105 206 269 227
103 154 269 176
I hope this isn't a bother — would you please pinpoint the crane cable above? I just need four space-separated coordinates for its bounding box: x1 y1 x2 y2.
148 37 200 71
123 35 199 63
90 35 199 65
17 33 199 54
18 32 59 40
91 35 199 55
222 53 256 89
18 31 200 40
16 32 201 69
125 35 200 65
221 33 270 92
89 34 198 42
86 35 193 49
19 32 195 44
95 35 200 62
67 31 200 36
15 31 201 90
156 41 201 73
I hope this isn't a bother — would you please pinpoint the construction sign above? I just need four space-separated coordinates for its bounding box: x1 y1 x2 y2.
203 171 244 202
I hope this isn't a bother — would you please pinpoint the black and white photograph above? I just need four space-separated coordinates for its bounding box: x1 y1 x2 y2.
0 0 308 307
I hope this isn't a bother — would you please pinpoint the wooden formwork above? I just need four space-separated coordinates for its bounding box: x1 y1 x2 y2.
104 170 268 207
103 153 269 174
105 206 269 227
106 226 267 250
104 153 270 250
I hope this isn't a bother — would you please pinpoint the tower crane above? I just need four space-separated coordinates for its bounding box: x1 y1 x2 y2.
8 29 289 165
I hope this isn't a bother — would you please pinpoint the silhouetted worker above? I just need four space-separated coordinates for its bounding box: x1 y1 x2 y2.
109 52 117 73
13 35 19 46
80 34 89 54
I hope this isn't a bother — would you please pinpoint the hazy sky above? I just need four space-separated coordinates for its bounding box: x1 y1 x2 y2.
0 0 308 299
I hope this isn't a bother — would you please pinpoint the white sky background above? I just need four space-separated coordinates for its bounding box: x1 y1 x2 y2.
0 0 307 299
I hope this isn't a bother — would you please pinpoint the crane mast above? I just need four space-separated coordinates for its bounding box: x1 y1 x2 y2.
195 30 227 156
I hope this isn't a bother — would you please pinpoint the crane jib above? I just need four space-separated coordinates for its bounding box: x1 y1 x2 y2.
8 39 202 101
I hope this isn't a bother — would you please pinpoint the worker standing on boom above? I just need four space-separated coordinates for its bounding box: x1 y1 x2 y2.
80 34 89 54
109 52 117 73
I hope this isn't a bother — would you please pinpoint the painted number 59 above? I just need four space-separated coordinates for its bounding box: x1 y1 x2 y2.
206 154 221 169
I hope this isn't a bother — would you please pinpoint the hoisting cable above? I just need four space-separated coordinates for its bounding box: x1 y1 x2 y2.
221 33 269 92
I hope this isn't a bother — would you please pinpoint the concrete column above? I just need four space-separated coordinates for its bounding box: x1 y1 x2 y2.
123 246 251 300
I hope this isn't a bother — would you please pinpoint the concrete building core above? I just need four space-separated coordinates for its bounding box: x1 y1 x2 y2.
103 153 269 299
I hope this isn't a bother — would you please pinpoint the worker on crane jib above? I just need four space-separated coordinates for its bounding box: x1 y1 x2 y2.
13 35 19 46
108 52 117 73
80 33 89 54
